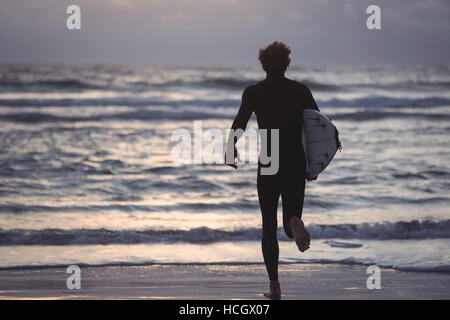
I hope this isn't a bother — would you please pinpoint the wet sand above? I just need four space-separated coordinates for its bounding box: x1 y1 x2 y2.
0 263 449 300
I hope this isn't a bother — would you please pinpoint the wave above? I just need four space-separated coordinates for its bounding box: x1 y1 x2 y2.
4 77 450 93
1 220 448 245
1 260 449 274
192 79 341 91
0 110 232 123
393 172 427 180
329 111 450 121
323 240 363 248
0 227 257 245
0 79 100 90
0 77 342 92
320 96 450 108
0 97 239 108
1 109 448 123
157 78 255 90
0 78 252 91
308 220 450 239
355 80 450 90
185 78 340 91
0 199 259 214
1 95 449 110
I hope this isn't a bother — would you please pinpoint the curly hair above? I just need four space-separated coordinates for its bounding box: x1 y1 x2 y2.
258 41 291 74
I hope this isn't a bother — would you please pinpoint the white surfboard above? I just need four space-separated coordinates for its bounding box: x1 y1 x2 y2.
301 109 341 177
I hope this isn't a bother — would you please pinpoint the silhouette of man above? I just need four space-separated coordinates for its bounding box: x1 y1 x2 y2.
225 41 319 299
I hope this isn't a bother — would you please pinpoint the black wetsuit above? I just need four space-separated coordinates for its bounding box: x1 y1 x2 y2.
230 76 319 281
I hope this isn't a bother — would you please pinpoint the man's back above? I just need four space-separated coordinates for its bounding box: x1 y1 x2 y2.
232 76 319 172
251 77 316 129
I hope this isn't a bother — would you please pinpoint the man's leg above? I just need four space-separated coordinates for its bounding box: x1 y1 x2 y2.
257 174 281 299
281 172 310 252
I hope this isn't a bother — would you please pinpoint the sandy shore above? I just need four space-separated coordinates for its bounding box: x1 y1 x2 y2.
0 263 449 300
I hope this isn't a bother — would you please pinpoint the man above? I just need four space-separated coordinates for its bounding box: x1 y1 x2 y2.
225 41 319 299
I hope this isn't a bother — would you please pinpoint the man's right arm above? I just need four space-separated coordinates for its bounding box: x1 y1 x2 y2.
225 86 254 168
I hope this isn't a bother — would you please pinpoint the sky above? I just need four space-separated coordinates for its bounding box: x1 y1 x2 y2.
0 0 449 66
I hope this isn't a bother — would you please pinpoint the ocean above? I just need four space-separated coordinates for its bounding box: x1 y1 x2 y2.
0 64 449 272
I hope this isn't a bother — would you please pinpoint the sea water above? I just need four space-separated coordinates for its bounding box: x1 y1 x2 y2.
0 64 448 272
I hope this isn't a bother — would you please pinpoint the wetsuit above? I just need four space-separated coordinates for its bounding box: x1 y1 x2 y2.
230 75 319 281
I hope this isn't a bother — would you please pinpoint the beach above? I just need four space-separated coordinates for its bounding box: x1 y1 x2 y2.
1 0 449 303
0 263 449 300
0 64 449 299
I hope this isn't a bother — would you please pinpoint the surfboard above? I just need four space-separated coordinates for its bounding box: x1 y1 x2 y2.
301 109 341 177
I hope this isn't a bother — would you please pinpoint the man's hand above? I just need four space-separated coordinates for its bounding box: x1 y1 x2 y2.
306 173 318 181
224 146 239 169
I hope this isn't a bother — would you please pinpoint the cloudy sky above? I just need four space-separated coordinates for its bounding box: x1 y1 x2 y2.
0 0 449 66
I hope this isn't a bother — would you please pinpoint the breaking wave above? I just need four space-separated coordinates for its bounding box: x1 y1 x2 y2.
1 220 448 245
0 96 448 109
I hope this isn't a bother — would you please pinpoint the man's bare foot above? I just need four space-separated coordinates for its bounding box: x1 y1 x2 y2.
264 280 281 300
290 217 310 252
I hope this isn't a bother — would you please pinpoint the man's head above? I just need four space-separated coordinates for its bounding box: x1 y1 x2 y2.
258 41 291 75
